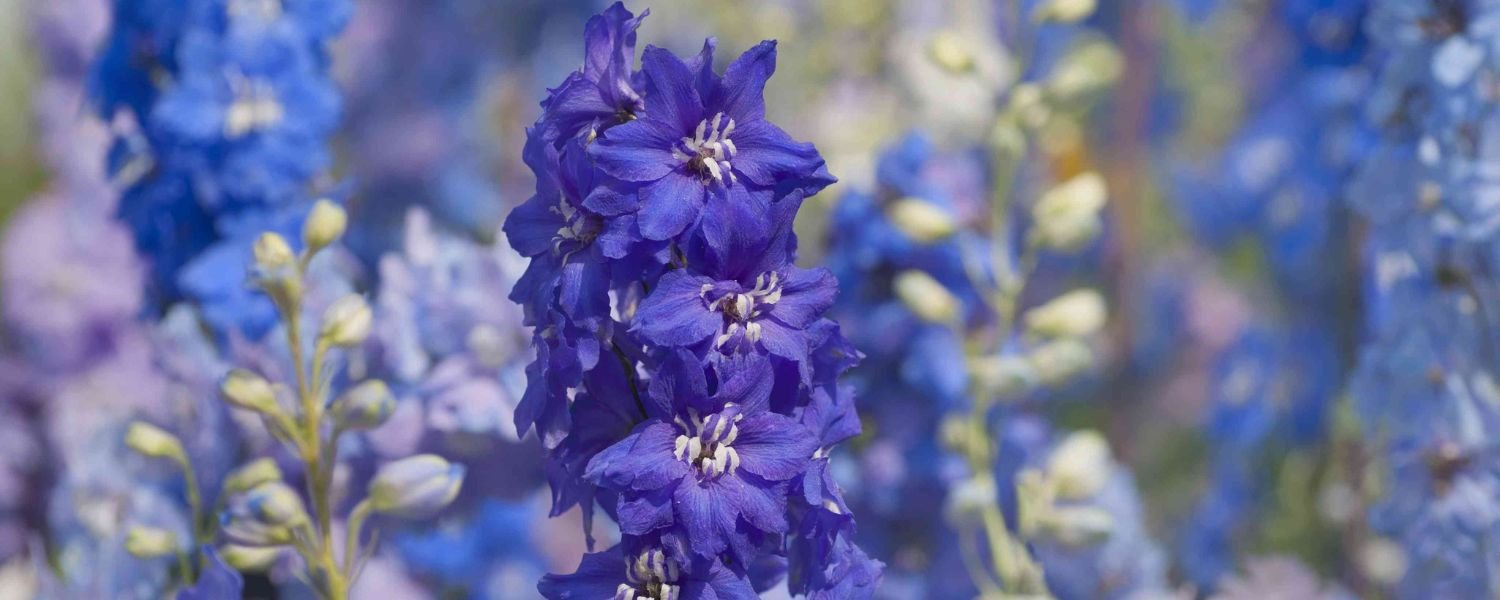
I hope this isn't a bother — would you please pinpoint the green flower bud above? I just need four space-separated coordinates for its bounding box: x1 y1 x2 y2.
221 369 279 414
368 454 465 518
223 458 284 495
219 544 282 572
1046 430 1112 500
222 481 308 547
319 295 372 347
1023 289 1107 339
302 199 347 252
887 198 956 243
331 380 396 431
1032 0 1097 23
252 232 295 273
893 270 960 324
125 422 185 463
124 526 178 559
1032 172 1106 252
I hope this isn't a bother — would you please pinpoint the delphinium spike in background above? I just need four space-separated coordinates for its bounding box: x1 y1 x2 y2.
824 2 1167 598
1347 1 1500 596
1154 0 1370 588
505 3 881 597
91 0 348 338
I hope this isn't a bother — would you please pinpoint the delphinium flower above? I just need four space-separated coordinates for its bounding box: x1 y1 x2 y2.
1345 1 1500 595
506 3 881 597
1154 0 1371 588
821 2 1168 599
90 0 350 338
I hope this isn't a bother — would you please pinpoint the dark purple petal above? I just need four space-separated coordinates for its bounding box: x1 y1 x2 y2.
559 260 610 327
714 41 776 122
713 353 774 415
583 3 645 79
503 193 563 257
634 270 720 347
539 545 629 599
723 473 789 537
641 45 706 132
637 173 707 241
767 266 837 329
618 487 675 535
733 413 816 482
729 119 826 189
583 181 638 216
756 319 810 368
673 478 736 558
591 118 683 182
649 349 710 418
585 421 690 491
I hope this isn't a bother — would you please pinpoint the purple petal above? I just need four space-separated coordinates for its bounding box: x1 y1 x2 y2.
638 173 706 240
502 193 563 257
634 270 720 347
714 41 776 122
732 413 816 482
585 421 689 491
767 266 837 329
591 118 682 182
729 119 825 189
641 45 706 132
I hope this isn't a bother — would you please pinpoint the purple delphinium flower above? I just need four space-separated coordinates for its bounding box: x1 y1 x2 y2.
511 3 877 596
587 40 834 241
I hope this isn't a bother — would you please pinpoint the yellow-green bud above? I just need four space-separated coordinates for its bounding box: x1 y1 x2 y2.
223 458 284 495
1032 0 1097 23
252 232 295 273
125 422 185 462
1032 172 1107 252
331 379 396 431
887 198 956 243
320 295 373 347
1024 289 1107 339
302 199 347 252
1028 338 1094 386
124 526 178 559
222 481 308 547
893 270 960 324
369 454 466 518
221 369 278 414
1038 505 1114 546
220 544 282 572
1046 430 1112 500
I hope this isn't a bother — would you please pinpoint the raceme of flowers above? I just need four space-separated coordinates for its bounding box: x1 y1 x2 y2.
504 4 881 597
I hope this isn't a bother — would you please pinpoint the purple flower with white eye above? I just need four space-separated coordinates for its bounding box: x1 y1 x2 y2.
585 356 817 564
539 543 756 600
588 41 834 240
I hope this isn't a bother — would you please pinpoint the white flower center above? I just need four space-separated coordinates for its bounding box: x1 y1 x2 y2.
701 272 782 348
673 406 744 478
225 73 284 138
616 549 681 600
673 112 738 184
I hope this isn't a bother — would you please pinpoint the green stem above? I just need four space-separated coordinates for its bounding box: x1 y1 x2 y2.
175 455 206 577
343 499 373 577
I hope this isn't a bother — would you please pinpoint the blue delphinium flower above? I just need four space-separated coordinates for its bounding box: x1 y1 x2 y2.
1346 0 1500 596
90 0 351 338
507 3 877 596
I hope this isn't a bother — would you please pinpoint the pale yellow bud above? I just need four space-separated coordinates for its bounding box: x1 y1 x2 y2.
302 199 347 251
320 295 373 347
887 198 956 243
1024 289 1107 339
893 270 960 324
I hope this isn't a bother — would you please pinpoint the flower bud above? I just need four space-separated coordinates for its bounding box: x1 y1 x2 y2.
223 458 283 495
302 199 347 252
368 454 465 518
319 295 373 347
927 31 974 73
1032 0 1097 23
1028 338 1094 386
222 481 309 547
331 379 396 431
1032 172 1106 252
970 354 1038 399
894 270 960 324
221 369 278 414
887 198 956 243
124 526 178 558
219 544 282 572
1024 289 1107 339
1046 430 1112 500
1037 505 1113 546
252 232 295 273
125 422 186 463
1048 40 1123 100
944 475 997 524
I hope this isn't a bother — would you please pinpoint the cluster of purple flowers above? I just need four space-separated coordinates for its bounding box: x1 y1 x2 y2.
504 4 880 597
